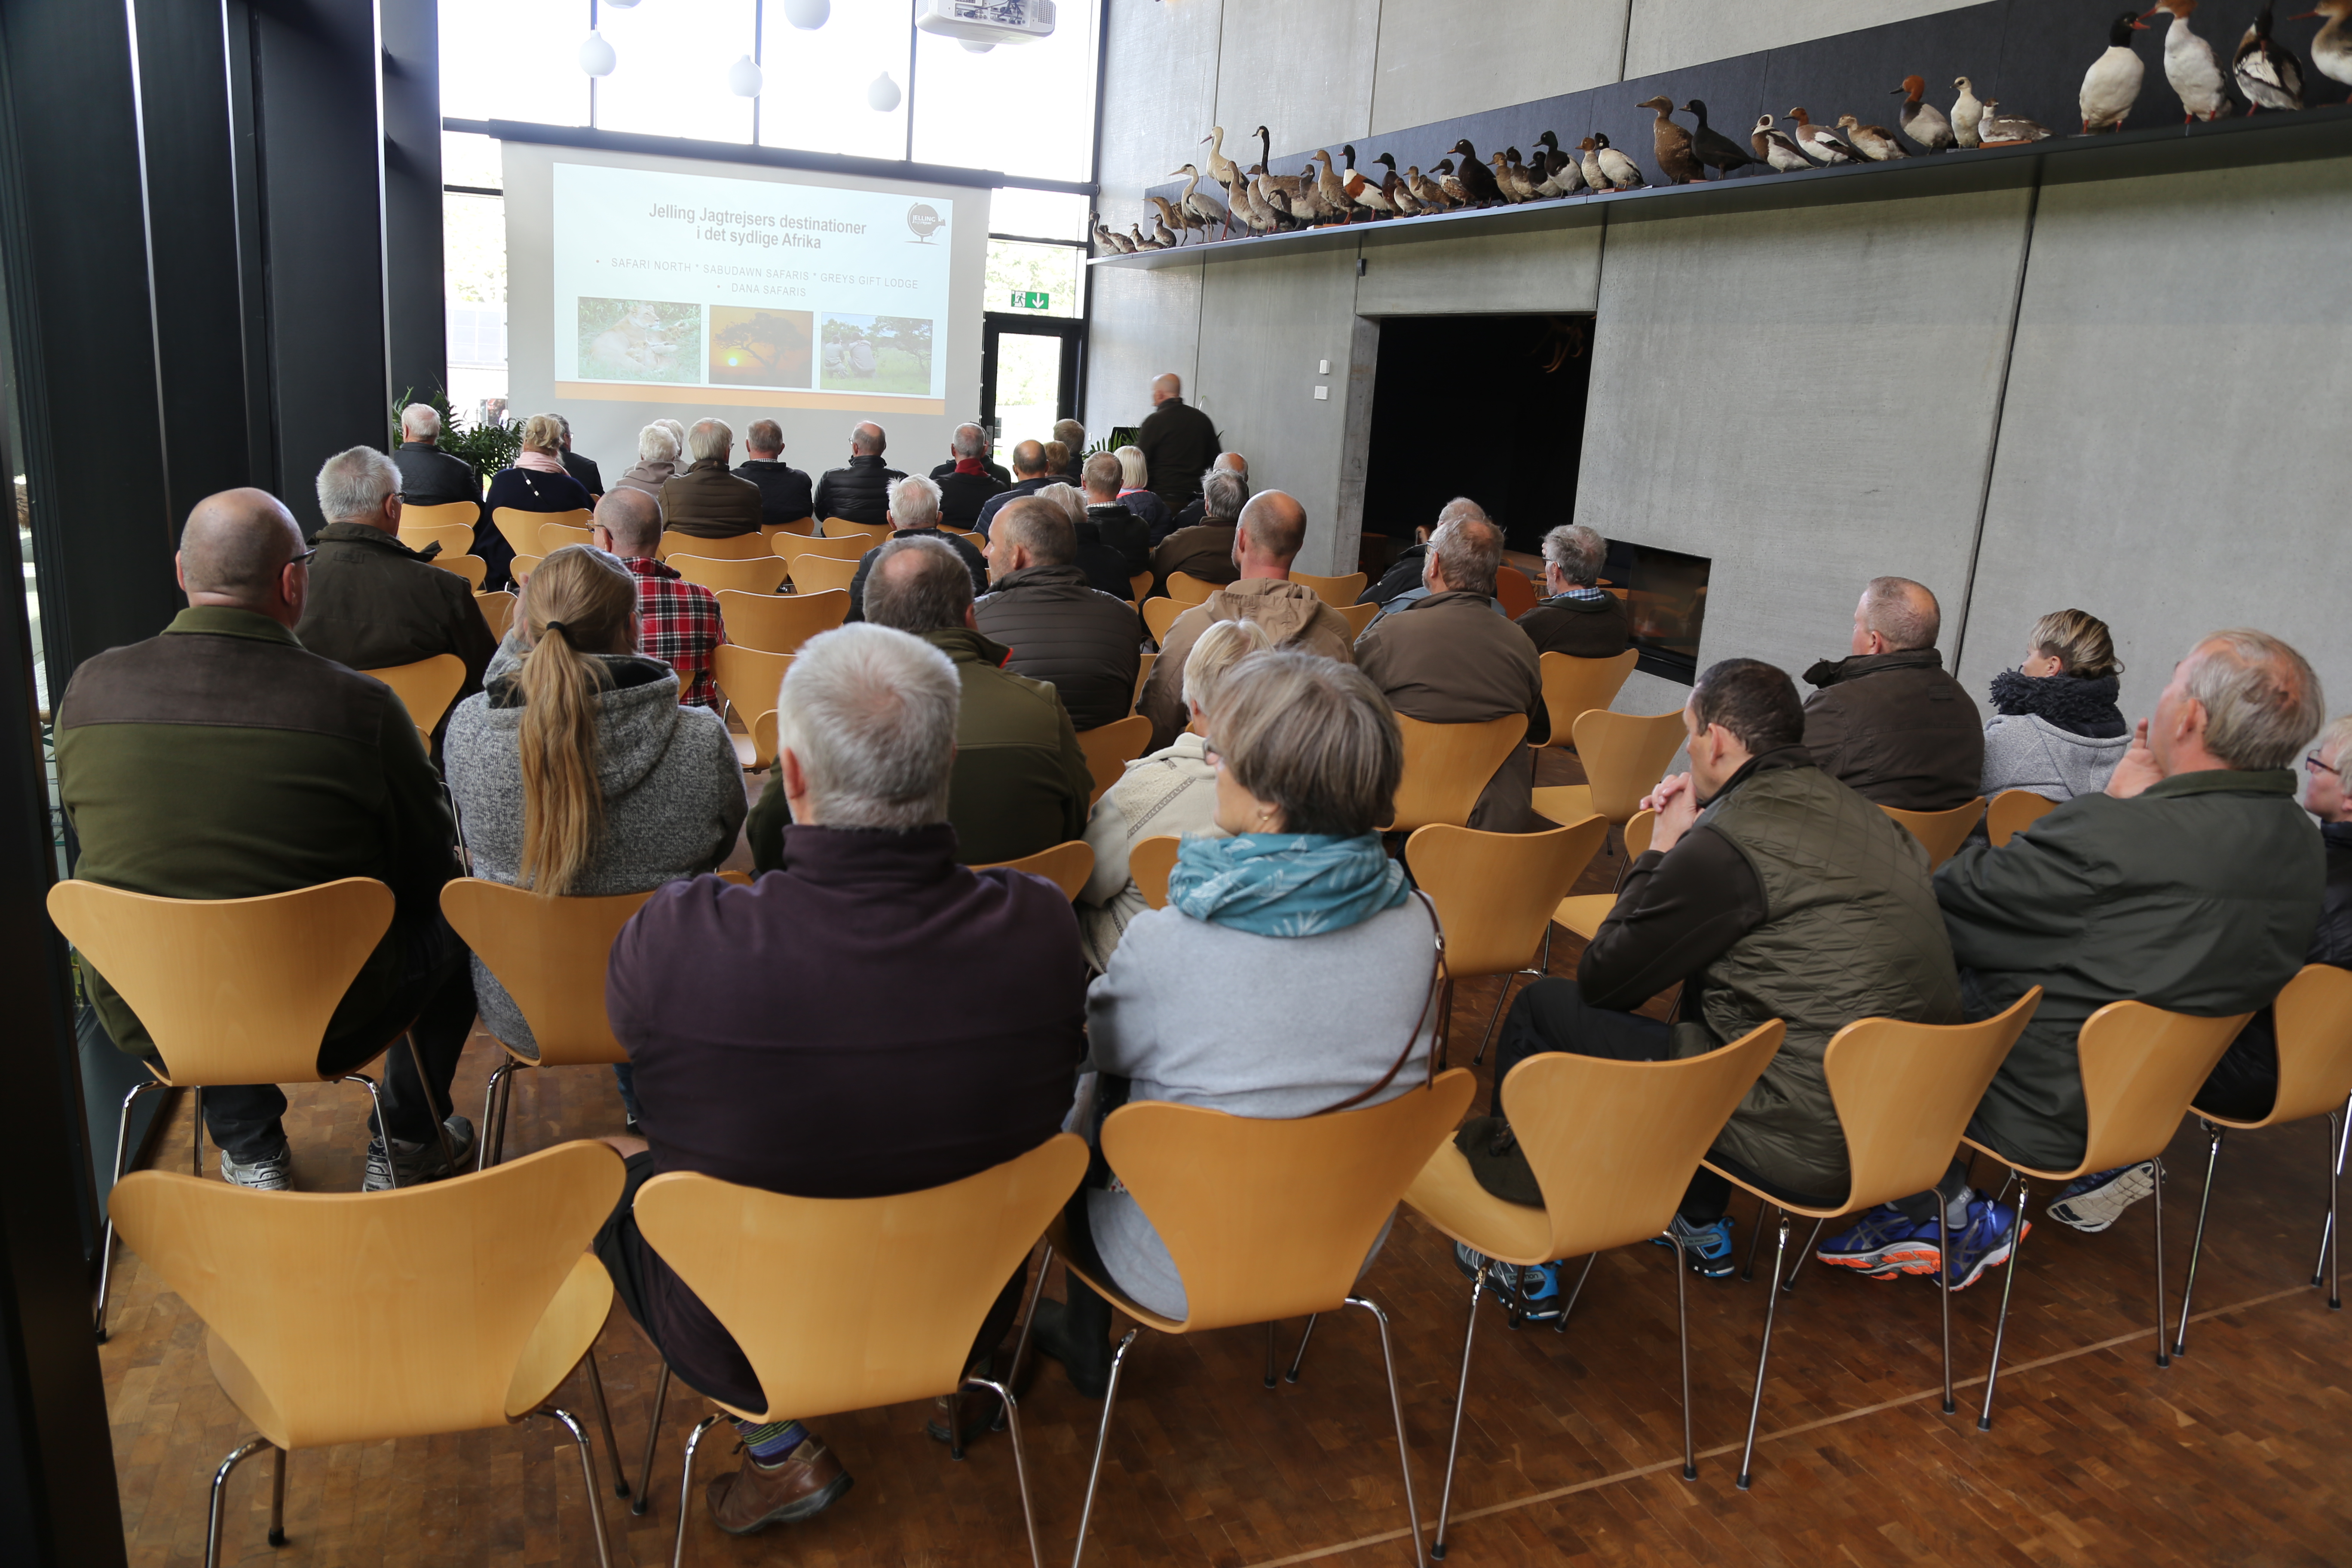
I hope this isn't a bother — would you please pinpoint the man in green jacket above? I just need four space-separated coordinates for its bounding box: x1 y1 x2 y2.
54 489 477 1192
748 534 1092 869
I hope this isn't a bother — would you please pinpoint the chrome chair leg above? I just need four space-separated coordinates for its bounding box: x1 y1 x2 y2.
1550 1253 1598 1334
2152 1158 2171 1368
965 1374 1046 1568
1069 1327 1139 1568
95 1078 164 1341
192 1085 205 1176
580 1351 629 1496
1779 1217 1827 1295
536 1406 614 1568
1346 1295 1427 1568
671 1412 723 1568
1667 1231 1695 1479
491 1063 519 1169
477 1062 512 1173
2175 1125 2225 1358
1740 1200 1776 1282
1977 1173 2029 1430
1285 1312 1318 1382
994 1245 1056 1434
1934 1204 1954 1415
202 1436 273 1568
404 1032 462 1178
343 1075 393 1189
1471 930 1550 1067
2317 1104 2348 1299
268 1441 287 1547
2331 1107 2345 1310
1736 1211 1790 1490
1430 1270 1485 1559
631 1362 671 1516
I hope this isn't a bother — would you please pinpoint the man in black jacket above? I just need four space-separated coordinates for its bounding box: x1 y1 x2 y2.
393 404 480 512
975 498 1141 732
974 440 1057 537
1151 467 1246 597
737 418 814 530
931 423 1008 530
1801 577 1983 812
1079 453 1150 583
841 475 989 624
557 415 602 499
1516 523 1631 659
1134 373 1219 514
811 422 904 526
930 423 1010 486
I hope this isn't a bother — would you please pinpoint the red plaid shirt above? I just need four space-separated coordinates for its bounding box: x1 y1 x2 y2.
623 557 726 709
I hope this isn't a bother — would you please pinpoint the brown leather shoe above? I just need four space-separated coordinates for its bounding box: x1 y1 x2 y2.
704 1436 853 1535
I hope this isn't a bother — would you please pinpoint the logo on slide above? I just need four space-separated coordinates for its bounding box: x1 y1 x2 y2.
906 203 944 243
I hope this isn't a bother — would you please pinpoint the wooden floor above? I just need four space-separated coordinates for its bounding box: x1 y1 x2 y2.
100 748 2352 1566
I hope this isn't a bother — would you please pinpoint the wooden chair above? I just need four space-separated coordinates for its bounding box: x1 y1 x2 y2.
1405 1024 1783 1553
821 517 891 545
657 529 772 562
1337 600 1381 638
1166 570 1217 605
1710 989 2042 1487
493 507 586 557
771 531 868 565
439 879 656 1169
1962 999 2255 1428
1130 834 1181 910
511 552 544 582
399 518 477 559
1406 815 1611 1061
538 521 593 554
2176 965 2352 1349
1552 809 1656 940
361 652 467 747
1142 595 1189 645
1014 1073 1478 1567
975 840 1094 903
1494 567 1538 619
1386 712 1528 833
1881 797 1986 869
941 525 985 545
1134 651 1156 710
1532 709 1687 841
1537 650 1639 750
714 588 847 654
787 552 863 597
432 553 488 588
670 554 788 594
762 516 818 538
631 1136 1089 1566
1290 570 1367 607
49 878 449 1338
111 1142 628 1568
1987 788 2060 847
711 645 794 733
1076 715 1153 805
1127 570 1154 604
475 590 517 641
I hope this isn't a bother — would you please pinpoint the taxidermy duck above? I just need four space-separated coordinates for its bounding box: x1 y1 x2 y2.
2235 0 2306 109
1590 133 1646 189
1751 114 1811 171
1449 139 1504 205
1637 95 1706 183
1433 156 1474 207
1976 100 2055 142
1129 222 1167 252
1893 75 1955 150
1531 131 1586 193
1684 100 1758 176
1235 166 1282 233
1406 162 1453 209
1339 146 1398 217
1786 106 1862 162
2301 0 2352 97
1168 164 1230 239
1577 136 1608 190
1952 77 1987 146
1837 113 1911 159
1493 148 1540 201
2144 0 2235 118
1372 153 1424 215
2082 10 2154 132
1311 149 1356 220
1253 128 1319 220
1090 212 1131 253
1145 205 1182 248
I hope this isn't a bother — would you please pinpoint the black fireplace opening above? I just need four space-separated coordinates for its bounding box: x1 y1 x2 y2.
1599 539 1710 686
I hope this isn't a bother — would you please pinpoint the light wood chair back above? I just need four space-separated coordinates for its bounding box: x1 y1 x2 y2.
671 554 788 594
1337 601 1381 638
658 529 771 561
474 591 516 641
633 1136 1088 1422
1987 788 2059 848
941 526 984 545
821 517 891 545
772 532 869 565
974 841 1094 902
711 645 795 726
510 552 543 582
1406 817 1608 980
537 521 592 554
109 1142 624 1449
1077 715 1153 805
1537 650 1639 749
1626 808 1656 857
745 710 780 772
361 653 467 738
1551 808 1657 940
1494 567 1538 619
1134 651 1156 709
2223 964 2352 1130
1166 571 1217 605
493 507 585 557
1142 596 1188 644
1131 834 1181 910
1534 710 1685 831
715 588 848 655
788 552 864 597
439 880 654 1068
1127 571 1153 604
428 553 485 588
44 878 392 1087
1387 712 1529 833
1881 797 1986 869
398 518 476 559
763 517 818 538
1290 570 1367 607
1102 1071 1476 1332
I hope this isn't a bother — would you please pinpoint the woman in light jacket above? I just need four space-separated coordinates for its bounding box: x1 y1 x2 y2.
1980 608 2131 802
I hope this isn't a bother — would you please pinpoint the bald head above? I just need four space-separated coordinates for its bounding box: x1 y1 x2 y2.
178 489 305 624
1009 439 1047 478
1854 577 1940 655
851 422 886 456
1235 490 1307 573
1213 451 1246 478
593 487 662 558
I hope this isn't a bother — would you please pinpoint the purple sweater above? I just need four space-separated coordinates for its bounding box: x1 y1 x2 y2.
606 822 1087 1408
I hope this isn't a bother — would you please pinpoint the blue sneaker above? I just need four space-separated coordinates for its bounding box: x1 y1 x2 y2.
1938 1199 2027 1292
1452 1242 1564 1318
2046 1161 2156 1234
1651 1214 1736 1278
1816 1203 1944 1278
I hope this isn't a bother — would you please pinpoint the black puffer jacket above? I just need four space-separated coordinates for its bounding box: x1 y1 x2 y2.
1361 542 1428 607
974 565 1142 732
812 454 905 526
1800 649 1984 812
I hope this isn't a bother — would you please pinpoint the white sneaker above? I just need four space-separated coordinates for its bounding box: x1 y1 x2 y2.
362 1115 476 1192
2046 1160 2157 1233
220 1145 294 1191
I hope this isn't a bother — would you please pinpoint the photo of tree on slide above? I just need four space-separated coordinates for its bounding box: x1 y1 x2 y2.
709 306 813 388
818 313 934 396
577 297 702 384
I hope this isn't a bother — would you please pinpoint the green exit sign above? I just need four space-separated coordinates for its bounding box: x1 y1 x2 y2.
1008 291 1050 309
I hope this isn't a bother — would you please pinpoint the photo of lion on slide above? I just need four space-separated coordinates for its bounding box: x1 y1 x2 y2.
577 297 701 384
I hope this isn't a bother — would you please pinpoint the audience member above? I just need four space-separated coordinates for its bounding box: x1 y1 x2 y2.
296 447 497 738
1801 577 1982 811
1077 618 1271 971
974 497 1141 731
1362 498 1488 611
392 403 481 514
1488 659 1964 1289
811 422 905 526
1352 512 1549 831
934 423 1008 529
658 418 763 539
1166 452 1246 533
842 475 989 624
1028 651 1438 1391
616 424 681 510
1150 467 1246 595
55 489 476 1191
597 622 1086 1531
1981 608 2130 802
974 439 1057 537
1080 453 1151 581
749 536 1092 867
1113 445 1173 539
1133 371 1219 514
1516 524 1632 659
590 488 726 710
556 415 602 499
930 424 1011 486
736 419 815 530
1051 419 1086 479
1138 492 1356 751
481 414 594 591
1043 440 1074 482
1040 481 1136 600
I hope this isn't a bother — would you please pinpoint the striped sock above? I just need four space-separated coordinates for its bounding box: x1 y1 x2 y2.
734 1419 807 1467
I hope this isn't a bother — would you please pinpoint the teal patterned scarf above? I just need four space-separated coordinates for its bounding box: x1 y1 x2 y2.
1165 832 1408 937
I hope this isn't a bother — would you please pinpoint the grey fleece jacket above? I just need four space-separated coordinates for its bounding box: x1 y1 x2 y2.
1979 713 2132 802
444 654 746 1054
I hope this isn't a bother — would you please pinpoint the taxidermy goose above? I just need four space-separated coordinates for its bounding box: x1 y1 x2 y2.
1339 146 1398 217
1531 131 1586 193
1253 128 1319 219
1751 114 1811 172
1786 106 1862 162
1636 96 1706 183
1893 75 1955 150
1952 77 1987 146
1590 133 1647 190
1372 153 1425 214
2144 0 2235 118
1433 156 1474 207
1311 149 1356 220
1449 139 1504 205
2302 0 2352 97
1235 166 1283 233
1168 164 1231 239
2082 10 2154 132
2235 1 2306 109
1837 113 1911 159
1406 162 1454 209
1976 100 2055 142
1684 100 1758 176
1090 212 1132 253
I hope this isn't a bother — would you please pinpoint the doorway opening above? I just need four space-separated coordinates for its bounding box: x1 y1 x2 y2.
980 312 1082 453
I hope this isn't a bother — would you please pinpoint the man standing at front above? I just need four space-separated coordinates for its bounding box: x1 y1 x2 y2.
1134 372 1219 517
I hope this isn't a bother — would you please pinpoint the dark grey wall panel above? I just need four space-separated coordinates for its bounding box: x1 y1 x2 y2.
382 0 445 406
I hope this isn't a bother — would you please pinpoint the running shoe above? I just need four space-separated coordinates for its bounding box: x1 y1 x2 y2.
219 1144 294 1192
1453 1242 1563 1319
362 1115 477 1192
1816 1203 1944 1278
1651 1213 1737 1279
2046 1161 2156 1234
1938 1199 2027 1292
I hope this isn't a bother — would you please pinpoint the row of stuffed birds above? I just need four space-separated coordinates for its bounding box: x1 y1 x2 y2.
1093 0 2348 251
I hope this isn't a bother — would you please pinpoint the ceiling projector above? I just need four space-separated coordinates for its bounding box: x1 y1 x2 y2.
915 0 1056 49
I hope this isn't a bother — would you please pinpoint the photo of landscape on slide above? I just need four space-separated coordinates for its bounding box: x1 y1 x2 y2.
819 313 934 396
577 297 702 384
709 306 813 389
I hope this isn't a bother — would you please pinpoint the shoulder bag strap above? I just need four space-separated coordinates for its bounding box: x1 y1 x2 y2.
1314 889 1447 1115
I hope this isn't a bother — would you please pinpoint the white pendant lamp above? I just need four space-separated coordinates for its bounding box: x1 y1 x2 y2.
867 71 901 112
782 0 830 29
728 54 764 96
579 31 617 76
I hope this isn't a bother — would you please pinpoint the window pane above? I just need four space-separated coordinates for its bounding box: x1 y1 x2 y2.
442 130 503 190
988 187 1087 241
993 332 1063 451
909 0 1096 182
444 192 508 422
440 0 588 126
986 239 1080 318
596 0 756 144
758 2 911 162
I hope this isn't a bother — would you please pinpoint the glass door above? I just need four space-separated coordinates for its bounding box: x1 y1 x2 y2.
980 312 1082 453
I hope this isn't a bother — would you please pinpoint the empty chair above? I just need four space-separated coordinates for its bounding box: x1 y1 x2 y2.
821 517 891 545
511 552 544 582
1076 715 1154 805
771 532 868 567
1987 788 2060 847
787 552 863 598
539 520 593 554
1337 601 1381 638
1290 570 1368 607
493 506 586 557
975 840 1094 902
1166 570 1217 605
668 554 788 594
1386 712 1529 833
432 553 487 588
1553 809 1656 940
1533 709 1687 841
1537 649 1640 750
398 516 477 559
1130 833 1180 910
1142 595 1188 644
362 652 467 743
1494 567 1538 619
1406 816 1611 1061
1881 796 1987 868
658 529 772 561
715 588 848 654
475 590 517 641
710 644 795 729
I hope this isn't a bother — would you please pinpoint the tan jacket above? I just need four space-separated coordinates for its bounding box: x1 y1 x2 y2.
1140 577 1357 751
1353 589 1549 831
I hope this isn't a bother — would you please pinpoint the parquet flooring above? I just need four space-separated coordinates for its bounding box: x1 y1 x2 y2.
99 747 2352 1565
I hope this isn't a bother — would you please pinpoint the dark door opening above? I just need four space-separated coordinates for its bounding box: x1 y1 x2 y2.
980 312 1082 453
